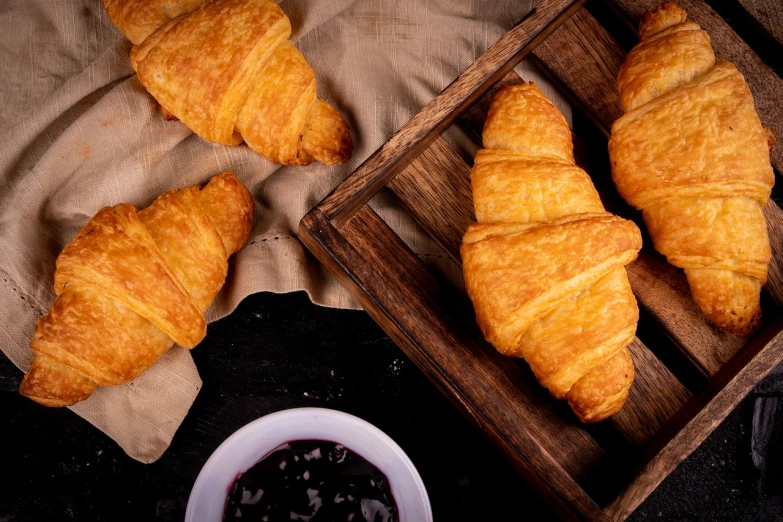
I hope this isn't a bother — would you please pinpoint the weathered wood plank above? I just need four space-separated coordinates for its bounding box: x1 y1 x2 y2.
533 8 625 132
737 0 783 44
611 339 692 447
388 138 474 260
624 258 745 374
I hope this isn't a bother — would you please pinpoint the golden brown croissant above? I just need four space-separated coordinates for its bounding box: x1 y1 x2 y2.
461 84 642 423
19 172 254 407
103 0 352 166
609 2 775 336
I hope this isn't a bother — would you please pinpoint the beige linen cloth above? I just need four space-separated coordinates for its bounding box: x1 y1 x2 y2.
0 0 570 463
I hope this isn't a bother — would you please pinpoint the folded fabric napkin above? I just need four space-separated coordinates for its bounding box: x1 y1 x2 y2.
0 0 569 463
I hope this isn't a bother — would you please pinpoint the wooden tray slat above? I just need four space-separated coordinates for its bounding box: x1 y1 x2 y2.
737 0 783 45
624 259 744 374
532 7 625 135
613 340 691 447
387 138 474 261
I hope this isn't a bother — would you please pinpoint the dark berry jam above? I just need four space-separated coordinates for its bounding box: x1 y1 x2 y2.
223 440 398 522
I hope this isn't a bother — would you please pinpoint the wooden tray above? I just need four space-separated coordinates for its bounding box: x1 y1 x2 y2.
299 0 783 519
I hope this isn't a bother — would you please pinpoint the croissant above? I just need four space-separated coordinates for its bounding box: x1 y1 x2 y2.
19 172 254 407
461 84 642 423
103 0 352 166
609 2 775 337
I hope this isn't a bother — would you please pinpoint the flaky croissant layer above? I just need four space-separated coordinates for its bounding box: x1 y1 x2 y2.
20 172 254 407
462 83 641 423
609 2 774 336
104 0 352 166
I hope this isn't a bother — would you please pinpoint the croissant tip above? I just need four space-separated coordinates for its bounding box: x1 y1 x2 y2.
20 391 78 408
19 374 85 408
573 412 607 424
302 101 354 166
569 393 629 423
639 2 687 41
713 308 761 338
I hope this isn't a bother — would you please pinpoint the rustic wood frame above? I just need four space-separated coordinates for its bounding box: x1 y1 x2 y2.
299 0 783 519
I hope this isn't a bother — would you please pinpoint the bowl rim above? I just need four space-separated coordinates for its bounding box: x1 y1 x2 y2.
185 407 432 522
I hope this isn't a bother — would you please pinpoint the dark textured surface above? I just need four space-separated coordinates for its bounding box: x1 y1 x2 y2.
1 290 782 521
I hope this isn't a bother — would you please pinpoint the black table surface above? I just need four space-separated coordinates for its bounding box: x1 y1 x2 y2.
2 290 782 521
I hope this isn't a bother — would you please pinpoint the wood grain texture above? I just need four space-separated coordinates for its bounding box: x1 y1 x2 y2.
624 258 745 375
611 0 783 174
533 7 625 135
317 0 586 227
388 138 474 260
706 0 783 81
607 318 783 520
299 206 610 521
737 0 783 44
611 339 692 447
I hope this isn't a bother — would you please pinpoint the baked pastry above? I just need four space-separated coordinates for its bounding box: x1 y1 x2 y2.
19 172 254 407
609 2 775 336
103 0 208 45
461 83 642 423
104 0 352 166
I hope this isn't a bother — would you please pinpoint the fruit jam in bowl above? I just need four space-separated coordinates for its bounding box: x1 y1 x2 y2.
186 408 432 522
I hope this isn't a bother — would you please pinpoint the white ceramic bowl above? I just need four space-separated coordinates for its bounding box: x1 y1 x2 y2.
186 407 432 522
